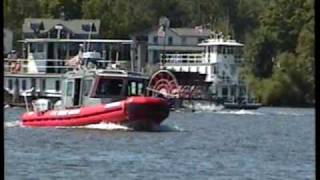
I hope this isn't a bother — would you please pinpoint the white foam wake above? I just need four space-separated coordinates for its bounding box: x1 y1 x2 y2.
183 102 224 112
4 121 21 128
56 122 133 131
216 109 263 115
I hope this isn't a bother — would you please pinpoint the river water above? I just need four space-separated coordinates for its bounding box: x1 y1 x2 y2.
4 107 315 180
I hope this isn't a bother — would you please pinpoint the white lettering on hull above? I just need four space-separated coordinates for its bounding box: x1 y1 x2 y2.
50 109 81 116
105 102 121 109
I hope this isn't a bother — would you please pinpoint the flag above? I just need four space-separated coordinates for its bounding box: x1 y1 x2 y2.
66 55 80 67
157 26 165 37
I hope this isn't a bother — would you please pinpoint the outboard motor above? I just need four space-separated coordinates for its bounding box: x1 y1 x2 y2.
32 99 52 113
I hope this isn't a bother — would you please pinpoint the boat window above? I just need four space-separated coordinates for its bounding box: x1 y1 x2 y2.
55 80 60 91
138 82 144 95
217 46 222 54
30 44 36 53
42 79 46 91
222 46 226 54
8 79 13 90
37 43 44 52
22 79 27 90
228 47 234 54
131 82 137 95
128 81 144 96
95 79 123 97
212 64 217 74
67 81 73 96
83 79 92 96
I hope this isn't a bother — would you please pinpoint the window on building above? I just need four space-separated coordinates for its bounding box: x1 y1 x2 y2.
22 79 27 90
55 80 60 91
83 79 93 96
8 79 13 90
182 37 186 44
198 38 204 43
222 87 228 96
153 36 158 44
168 37 173 45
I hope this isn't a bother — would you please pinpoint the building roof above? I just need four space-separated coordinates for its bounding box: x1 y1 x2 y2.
131 26 212 38
23 18 101 34
171 28 211 37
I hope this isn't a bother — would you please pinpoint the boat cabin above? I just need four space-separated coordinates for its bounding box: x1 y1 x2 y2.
61 69 149 108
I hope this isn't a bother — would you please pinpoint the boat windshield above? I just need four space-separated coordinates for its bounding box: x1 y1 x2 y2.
95 78 124 98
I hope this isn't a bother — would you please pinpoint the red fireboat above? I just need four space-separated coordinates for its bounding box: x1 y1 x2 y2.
20 56 170 130
21 96 169 130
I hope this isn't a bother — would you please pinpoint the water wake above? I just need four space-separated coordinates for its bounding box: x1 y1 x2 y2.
56 122 133 131
157 124 185 132
216 109 263 115
4 121 21 128
269 111 312 117
183 102 224 112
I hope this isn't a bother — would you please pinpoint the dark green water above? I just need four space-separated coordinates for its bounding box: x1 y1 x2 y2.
4 107 315 180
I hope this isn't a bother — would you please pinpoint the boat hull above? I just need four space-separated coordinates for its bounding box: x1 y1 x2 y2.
21 97 169 129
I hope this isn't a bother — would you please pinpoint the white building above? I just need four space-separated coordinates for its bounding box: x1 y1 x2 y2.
131 19 211 73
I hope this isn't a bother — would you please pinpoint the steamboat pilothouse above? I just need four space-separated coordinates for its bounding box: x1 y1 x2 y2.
148 32 261 109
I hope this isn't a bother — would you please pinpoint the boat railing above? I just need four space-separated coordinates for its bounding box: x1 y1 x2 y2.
4 58 131 74
160 53 205 65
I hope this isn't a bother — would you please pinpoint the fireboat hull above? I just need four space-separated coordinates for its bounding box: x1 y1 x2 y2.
21 97 169 130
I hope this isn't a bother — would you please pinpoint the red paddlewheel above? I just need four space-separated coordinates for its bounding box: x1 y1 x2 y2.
148 70 179 98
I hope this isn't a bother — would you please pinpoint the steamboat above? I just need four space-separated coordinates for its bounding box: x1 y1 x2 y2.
147 32 261 110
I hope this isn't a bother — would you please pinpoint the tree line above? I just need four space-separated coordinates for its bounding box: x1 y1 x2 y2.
4 0 314 106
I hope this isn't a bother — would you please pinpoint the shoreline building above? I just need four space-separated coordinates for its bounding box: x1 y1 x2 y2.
131 17 211 74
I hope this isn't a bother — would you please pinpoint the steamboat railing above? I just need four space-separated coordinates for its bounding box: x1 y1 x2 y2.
4 58 131 74
160 53 206 64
